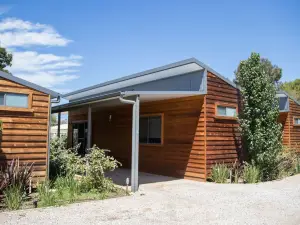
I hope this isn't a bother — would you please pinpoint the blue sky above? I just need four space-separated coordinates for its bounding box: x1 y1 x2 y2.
0 0 299 93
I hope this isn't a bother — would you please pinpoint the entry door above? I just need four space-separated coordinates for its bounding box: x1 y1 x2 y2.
72 122 88 156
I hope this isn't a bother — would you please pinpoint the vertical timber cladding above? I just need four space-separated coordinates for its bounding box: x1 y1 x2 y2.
0 78 50 182
289 99 300 150
68 96 207 181
205 72 241 176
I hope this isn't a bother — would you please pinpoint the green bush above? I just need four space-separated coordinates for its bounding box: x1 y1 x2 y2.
50 136 84 179
37 181 56 207
277 148 300 178
3 185 24 210
0 158 33 193
243 163 260 183
81 145 121 192
211 163 230 183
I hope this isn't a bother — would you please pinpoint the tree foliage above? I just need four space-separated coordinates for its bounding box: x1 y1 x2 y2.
280 79 300 101
235 52 283 180
0 47 13 73
235 57 282 85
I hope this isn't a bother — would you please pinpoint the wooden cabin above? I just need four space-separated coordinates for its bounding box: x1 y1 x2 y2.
0 71 60 182
52 58 300 191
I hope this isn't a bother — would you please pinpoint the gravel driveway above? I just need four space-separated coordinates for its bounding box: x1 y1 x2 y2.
1 174 300 225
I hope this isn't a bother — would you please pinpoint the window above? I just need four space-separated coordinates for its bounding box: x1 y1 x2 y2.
215 104 237 118
0 92 29 108
294 117 300 126
140 115 163 144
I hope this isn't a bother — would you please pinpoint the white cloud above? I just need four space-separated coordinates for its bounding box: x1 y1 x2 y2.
10 51 81 88
0 17 82 92
0 18 71 47
16 72 79 88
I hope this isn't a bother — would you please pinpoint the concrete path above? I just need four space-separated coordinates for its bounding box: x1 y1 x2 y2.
1 174 300 225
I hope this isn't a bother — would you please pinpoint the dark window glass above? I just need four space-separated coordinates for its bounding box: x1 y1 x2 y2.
139 115 162 144
139 117 148 143
0 93 4 105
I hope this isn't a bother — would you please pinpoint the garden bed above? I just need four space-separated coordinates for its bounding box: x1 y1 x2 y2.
0 185 127 212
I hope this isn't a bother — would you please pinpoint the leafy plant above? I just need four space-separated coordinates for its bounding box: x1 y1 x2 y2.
50 136 84 179
3 185 24 210
0 120 3 131
243 163 260 183
0 158 33 193
277 147 300 178
82 145 121 192
37 181 56 207
235 53 283 181
210 163 230 183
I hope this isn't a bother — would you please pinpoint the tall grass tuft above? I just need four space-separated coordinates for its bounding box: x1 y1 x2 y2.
211 163 230 183
37 181 56 207
3 185 24 210
54 175 80 202
243 163 260 183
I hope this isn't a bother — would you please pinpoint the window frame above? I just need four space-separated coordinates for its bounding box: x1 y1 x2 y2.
0 88 33 112
215 102 238 120
294 116 300 126
139 113 164 146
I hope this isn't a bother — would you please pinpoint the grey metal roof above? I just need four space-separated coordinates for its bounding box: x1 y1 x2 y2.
63 58 237 99
277 90 300 106
0 70 60 98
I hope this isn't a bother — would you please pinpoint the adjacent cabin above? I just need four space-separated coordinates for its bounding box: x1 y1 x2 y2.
52 58 300 191
0 71 60 182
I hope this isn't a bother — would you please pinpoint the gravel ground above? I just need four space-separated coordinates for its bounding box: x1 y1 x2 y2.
1 174 300 225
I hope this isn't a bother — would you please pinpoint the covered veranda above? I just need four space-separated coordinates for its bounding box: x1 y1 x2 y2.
52 91 202 192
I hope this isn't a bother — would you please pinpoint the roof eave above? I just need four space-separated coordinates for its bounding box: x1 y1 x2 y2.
0 70 60 98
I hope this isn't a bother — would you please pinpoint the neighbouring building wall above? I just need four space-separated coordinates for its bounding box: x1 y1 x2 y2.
289 99 300 149
205 72 242 176
68 95 207 181
0 78 50 182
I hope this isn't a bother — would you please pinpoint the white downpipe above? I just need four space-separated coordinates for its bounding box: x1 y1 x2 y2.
119 96 139 192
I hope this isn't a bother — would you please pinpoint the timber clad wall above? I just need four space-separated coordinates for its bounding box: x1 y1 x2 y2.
205 72 241 175
0 78 50 181
289 99 300 148
69 96 207 181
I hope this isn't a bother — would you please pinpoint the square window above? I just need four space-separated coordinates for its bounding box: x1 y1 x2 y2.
139 115 163 144
295 118 300 125
216 105 237 118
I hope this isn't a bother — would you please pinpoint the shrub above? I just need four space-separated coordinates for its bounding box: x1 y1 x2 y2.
82 145 121 192
235 53 283 181
277 147 299 178
243 163 260 183
50 136 84 179
3 185 24 210
210 163 230 183
37 181 56 207
0 159 33 193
